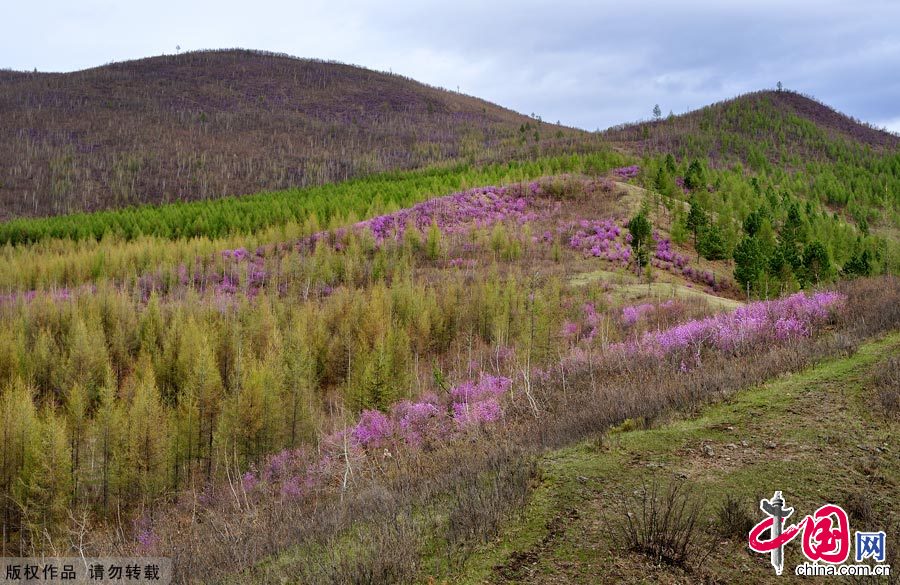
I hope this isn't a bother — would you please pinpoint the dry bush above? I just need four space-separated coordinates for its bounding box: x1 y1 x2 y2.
843 491 875 528
445 455 536 559
0 50 601 220
716 494 755 540
615 479 714 569
873 356 900 419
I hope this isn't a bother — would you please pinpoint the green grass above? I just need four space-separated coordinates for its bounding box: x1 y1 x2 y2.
569 269 744 310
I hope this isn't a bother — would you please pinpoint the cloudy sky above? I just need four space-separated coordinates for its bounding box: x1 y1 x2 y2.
4 0 899 132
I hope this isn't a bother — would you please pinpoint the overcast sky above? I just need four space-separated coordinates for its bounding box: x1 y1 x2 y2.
4 0 899 132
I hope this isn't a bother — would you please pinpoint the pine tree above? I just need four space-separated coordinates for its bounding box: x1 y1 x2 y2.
743 209 764 237
842 248 872 278
627 212 652 269
65 317 111 405
733 236 765 295
778 203 808 271
684 160 706 191
190 331 224 479
93 383 122 513
686 198 709 262
138 295 164 355
64 383 88 506
218 355 282 467
698 223 728 260
802 241 833 285
282 324 317 448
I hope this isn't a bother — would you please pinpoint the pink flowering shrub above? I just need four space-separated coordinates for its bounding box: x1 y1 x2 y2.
449 257 477 268
622 303 655 326
353 409 396 448
453 399 502 427
653 235 689 268
612 165 641 179
241 469 259 492
394 401 445 446
236 371 514 503
134 514 158 552
621 299 680 327
563 218 634 265
351 183 548 245
611 291 845 361
561 321 579 338
583 302 600 342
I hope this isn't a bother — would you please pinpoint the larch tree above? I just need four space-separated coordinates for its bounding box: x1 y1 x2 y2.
1 380 39 551
15 409 71 547
282 323 317 448
123 356 171 503
64 383 89 507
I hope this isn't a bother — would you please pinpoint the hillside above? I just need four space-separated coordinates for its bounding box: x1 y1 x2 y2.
450 332 900 584
0 49 590 219
605 90 900 162
0 51 898 583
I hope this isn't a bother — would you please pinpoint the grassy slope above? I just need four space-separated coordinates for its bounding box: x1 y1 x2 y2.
450 333 899 584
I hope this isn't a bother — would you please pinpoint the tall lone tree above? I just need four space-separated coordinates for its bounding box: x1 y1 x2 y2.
686 198 709 262
627 211 652 270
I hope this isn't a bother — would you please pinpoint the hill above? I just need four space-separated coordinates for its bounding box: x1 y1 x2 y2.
602 90 900 233
0 49 590 219
605 90 900 163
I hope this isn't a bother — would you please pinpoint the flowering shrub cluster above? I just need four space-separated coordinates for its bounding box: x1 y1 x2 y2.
562 302 603 343
679 266 719 289
648 233 722 289
346 183 548 245
0 284 95 306
449 257 477 268
133 514 158 552
92 182 554 305
353 374 511 448
621 303 656 326
215 248 269 296
612 165 641 180
566 219 632 264
3 177 735 309
611 291 845 361
653 235 689 269
239 373 513 500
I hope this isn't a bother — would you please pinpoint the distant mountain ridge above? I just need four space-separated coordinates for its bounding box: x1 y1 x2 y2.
1 49 896 221
0 49 589 219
